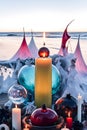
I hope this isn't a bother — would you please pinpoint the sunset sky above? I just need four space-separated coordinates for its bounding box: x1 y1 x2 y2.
0 0 87 32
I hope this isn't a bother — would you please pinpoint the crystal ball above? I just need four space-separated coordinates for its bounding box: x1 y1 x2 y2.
8 84 27 104
18 65 35 94
18 64 61 95
52 65 61 95
54 94 77 119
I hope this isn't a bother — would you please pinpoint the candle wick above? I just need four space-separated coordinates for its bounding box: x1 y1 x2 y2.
43 42 45 46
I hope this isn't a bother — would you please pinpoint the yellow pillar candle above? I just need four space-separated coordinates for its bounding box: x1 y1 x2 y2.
12 105 21 130
35 57 52 108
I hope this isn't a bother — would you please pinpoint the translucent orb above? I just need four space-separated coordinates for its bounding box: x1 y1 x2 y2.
18 65 35 94
8 84 27 104
18 64 61 95
54 94 77 119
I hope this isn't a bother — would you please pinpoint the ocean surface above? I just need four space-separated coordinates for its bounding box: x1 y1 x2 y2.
0 32 87 64
0 31 87 39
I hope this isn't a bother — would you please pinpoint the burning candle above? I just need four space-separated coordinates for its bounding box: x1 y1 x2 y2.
12 104 21 130
66 112 73 129
77 93 82 122
35 46 52 108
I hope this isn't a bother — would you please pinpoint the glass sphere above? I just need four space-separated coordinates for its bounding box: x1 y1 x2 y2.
30 104 58 126
54 94 77 119
52 65 61 95
18 64 61 95
38 47 50 57
8 84 27 104
18 65 35 94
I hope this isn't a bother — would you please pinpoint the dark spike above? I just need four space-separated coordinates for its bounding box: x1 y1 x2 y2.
66 94 71 99
42 104 46 110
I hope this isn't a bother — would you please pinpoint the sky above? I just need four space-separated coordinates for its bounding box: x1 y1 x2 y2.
0 0 87 32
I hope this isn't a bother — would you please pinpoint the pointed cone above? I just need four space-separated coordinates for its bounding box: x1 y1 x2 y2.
74 35 87 73
10 35 32 61
28 36 38 58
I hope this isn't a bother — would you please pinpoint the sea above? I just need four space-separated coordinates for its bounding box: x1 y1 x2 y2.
0 32 87 64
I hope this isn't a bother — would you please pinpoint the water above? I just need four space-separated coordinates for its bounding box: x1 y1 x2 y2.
0 32 87 64
0 32 87 39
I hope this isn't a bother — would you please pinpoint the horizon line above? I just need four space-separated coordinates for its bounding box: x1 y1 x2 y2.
0 30 87 33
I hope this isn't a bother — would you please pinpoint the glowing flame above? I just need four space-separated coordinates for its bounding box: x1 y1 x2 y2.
15 104 17 108
25 124 28 128
78 93 82 100
68 112 70 117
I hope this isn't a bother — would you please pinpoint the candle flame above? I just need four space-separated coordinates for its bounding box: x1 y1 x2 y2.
68 111 71 117
78 93 82 99
42 52 46 58
15 104 17 108
64 125 66 128
25 124 28 128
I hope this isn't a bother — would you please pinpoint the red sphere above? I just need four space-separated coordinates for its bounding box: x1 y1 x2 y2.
30 104 58 126
38 47 50 57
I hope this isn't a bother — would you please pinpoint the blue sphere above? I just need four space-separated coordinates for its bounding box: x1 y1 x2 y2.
18 64 61 95
18 65 35 94
52 65 61 95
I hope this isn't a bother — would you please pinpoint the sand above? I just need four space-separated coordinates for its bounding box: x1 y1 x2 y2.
0 36 87 63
